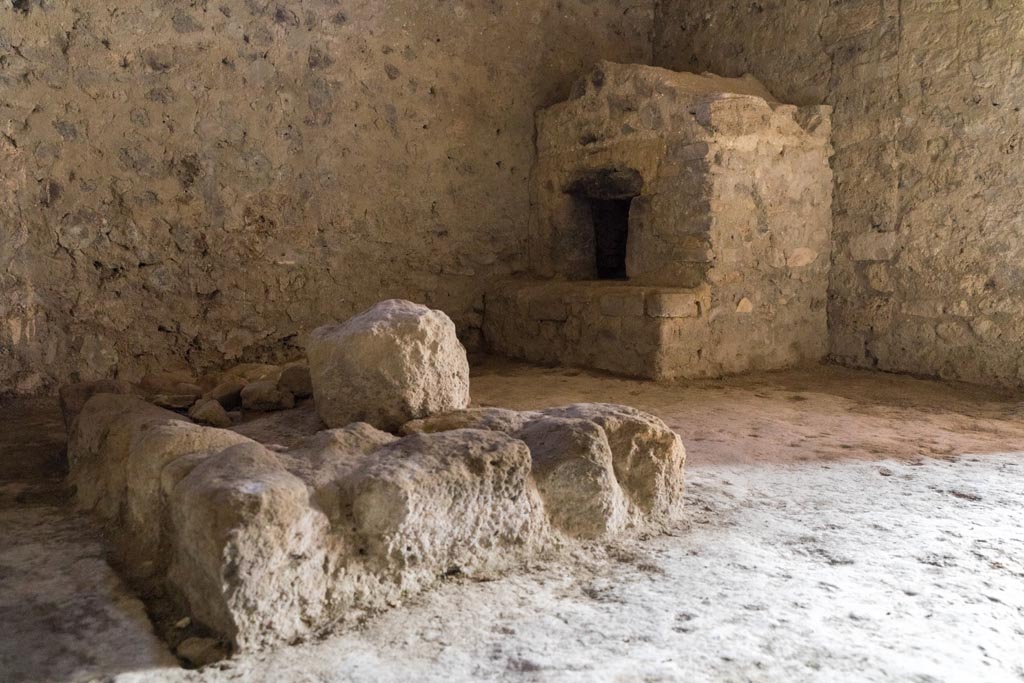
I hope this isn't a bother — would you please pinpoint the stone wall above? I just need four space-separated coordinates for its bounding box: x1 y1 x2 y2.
655 0 1024 387
0 0 653 394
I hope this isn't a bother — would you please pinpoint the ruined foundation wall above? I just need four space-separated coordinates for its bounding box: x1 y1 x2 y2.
655 0 1024 387
0 0 653 394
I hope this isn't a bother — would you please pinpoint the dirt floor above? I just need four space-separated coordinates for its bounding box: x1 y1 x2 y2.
2 360 1023 683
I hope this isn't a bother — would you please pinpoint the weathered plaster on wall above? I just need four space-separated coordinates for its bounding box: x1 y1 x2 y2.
655 0 1024 387
0 0 653 394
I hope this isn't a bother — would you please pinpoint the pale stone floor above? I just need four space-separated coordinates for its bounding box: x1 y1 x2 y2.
2 360 1024 683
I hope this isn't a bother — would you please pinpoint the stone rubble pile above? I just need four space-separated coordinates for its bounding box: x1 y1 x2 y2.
62 300 687 653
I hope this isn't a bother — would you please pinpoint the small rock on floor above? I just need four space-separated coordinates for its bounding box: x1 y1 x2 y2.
175 637 225 668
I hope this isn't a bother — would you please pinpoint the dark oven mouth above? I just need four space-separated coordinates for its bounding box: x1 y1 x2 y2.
565 167 642 281
588 197 631 280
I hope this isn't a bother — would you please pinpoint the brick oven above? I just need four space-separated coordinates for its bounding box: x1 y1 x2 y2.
484 62 835 380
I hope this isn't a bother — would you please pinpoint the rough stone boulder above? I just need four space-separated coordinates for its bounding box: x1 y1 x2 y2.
124 420 251 558
240 379 295 411
280 423 398 520
541 403 686 519
161 427 548 650
68 394 191 521
277 363 313 398
401 403 687 529
515 416 629 538
168 442 330 650
216 363 281 386
342 429 549 580
307 300 471 430
204 380 245 410
66 390 685 651
140 371 202 398
188 398 233 427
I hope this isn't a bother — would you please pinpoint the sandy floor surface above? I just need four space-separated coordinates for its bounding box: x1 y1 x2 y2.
470 359 1024 466
2 361 1023 683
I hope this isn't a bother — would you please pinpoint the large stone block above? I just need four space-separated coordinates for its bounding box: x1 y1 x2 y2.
307 300 471 430
68 394 191 522
541 403 687 520
401 403 686 535
168 442 330 650
124 420 251 557
342 429 549 578
516 416 629 538
68 393 253 563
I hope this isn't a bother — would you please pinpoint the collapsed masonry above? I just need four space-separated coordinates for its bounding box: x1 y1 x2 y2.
65 300 686 653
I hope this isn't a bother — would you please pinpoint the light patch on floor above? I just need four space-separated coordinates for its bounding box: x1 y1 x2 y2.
0 483 175 682
120 455 1024 683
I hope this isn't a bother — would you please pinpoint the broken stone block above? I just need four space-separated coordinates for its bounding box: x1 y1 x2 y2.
58 379 137 432
124 420 252 561
277 363 313 398
399 404 683 534
168 442 331 650
68 394 191 522
240 379 295 412
68 393 252 564
342 429 549 579
281 423 398 520
188 398 233 428
540 403 686 519
515 416 629 538
307 300 471 430
66 390 685 651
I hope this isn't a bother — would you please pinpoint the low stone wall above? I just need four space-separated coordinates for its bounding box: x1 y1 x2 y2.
484 280 709 379
67 394 686 652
